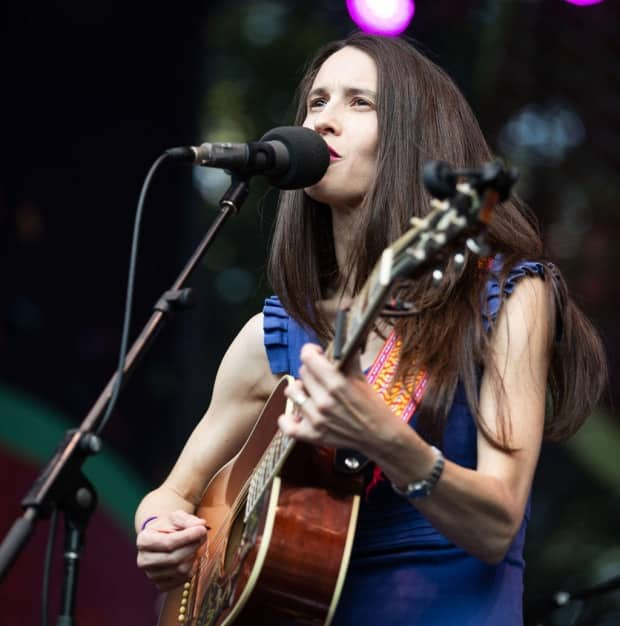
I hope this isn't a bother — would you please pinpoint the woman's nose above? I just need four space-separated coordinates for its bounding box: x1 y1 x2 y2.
314 106 342 136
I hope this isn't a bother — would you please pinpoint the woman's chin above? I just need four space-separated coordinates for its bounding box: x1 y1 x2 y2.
303 184 330 205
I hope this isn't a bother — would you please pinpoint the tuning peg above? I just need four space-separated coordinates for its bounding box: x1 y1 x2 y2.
432 269 443 285
430 198 449 211
379 248 394 286
454 252 465 266
466 236 490 257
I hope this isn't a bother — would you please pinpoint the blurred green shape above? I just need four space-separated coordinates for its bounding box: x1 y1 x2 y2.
0 384 147 534
566 408 620 489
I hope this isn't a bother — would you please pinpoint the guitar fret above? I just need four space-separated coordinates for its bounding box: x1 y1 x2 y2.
244 430 296 522
274 431 281 460
258 460 265 488
268 441 275 474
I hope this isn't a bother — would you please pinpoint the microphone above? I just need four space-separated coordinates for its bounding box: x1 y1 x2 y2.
166 126 330 190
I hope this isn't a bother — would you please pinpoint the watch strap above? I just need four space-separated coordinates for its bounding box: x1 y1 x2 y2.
391 445 444 499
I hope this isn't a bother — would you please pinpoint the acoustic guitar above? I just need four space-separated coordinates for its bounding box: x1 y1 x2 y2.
157 162 514 626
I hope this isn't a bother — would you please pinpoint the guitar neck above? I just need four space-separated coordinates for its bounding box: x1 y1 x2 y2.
334 285 392 373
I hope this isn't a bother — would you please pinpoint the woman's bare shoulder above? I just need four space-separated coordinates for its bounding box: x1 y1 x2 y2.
210 312 281 407
159 313 282 503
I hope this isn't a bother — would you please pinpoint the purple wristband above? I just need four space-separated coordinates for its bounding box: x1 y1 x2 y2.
140 515 158 531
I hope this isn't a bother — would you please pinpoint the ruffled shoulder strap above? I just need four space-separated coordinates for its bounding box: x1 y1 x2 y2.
484 258 546 329
262 296 317 378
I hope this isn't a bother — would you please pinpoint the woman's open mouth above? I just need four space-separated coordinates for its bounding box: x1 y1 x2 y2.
327 144 342 162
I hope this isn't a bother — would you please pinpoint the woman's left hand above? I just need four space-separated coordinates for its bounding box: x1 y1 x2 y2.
278 343 398 455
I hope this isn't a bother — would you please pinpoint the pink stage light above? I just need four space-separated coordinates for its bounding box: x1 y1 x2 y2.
563 0 604 5
346 0 415 36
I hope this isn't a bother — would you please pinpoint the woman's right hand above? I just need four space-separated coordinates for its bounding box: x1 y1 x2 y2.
136 510 208 591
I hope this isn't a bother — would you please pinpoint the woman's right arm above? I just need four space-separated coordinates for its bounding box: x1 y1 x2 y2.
135 312 280 590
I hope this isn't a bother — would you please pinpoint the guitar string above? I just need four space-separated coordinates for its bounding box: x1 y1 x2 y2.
196 432 292 570
191 434 297 606
187 432 295 611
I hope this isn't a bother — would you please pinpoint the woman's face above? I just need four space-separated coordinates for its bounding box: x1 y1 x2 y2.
302 46 378 212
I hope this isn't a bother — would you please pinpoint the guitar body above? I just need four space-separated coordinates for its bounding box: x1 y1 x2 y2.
158 377 362 626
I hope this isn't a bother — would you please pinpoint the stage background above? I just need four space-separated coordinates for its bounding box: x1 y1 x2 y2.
1 1 618 624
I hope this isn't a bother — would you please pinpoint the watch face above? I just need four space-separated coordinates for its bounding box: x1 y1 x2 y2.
392 479 429 498
405 481 430 499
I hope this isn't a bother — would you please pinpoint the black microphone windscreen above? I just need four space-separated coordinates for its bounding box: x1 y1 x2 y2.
260 126 330 190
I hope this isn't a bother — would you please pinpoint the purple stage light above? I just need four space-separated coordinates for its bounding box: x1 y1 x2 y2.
563 0 604 5
346 0 415 36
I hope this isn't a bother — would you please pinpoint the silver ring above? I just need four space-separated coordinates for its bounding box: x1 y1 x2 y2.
294 394 309 409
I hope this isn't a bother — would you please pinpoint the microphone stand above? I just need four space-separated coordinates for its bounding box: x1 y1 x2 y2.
0 174 251 625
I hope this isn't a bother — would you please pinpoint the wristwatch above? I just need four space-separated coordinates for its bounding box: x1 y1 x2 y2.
391 445 445 499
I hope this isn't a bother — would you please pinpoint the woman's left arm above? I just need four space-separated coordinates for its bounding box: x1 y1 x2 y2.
279 277 551 564
409 276 551 563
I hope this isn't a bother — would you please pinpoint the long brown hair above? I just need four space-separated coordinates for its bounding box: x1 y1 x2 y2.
267 32 607 448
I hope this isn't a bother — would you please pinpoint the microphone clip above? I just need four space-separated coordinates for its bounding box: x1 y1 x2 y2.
423 159 519 201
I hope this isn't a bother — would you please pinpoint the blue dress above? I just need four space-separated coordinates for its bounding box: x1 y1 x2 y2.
262 261 545 626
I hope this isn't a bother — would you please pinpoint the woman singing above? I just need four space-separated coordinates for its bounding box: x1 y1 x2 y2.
135 33 606 625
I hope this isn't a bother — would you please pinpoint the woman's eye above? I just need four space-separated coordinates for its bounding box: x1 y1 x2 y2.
309 97 326 108
352 97 372 107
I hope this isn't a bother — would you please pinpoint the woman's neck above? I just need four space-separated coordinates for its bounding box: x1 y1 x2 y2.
330 204 362 295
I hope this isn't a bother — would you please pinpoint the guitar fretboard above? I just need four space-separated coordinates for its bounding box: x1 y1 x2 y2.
245 430 294 521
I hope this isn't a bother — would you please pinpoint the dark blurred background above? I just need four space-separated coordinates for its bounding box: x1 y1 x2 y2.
0 1 618 624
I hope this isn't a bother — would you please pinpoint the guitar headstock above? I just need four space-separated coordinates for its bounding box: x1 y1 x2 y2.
336 159 517 365
332 159 518 473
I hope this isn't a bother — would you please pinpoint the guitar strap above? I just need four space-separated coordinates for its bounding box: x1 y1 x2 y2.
364 329 428 494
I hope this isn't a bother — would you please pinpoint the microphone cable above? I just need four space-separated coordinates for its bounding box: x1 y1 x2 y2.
39 151 170 626
96 152 171 437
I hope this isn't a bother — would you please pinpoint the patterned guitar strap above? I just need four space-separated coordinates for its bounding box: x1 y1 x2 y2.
364 329 428 495
362 257 496 494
